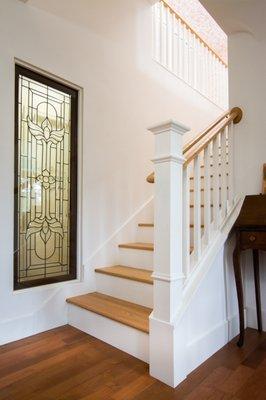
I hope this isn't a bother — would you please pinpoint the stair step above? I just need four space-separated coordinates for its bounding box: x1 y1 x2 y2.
67 292 151 333
190 173 228 180
119 242 194 254
190 204 214 208
190 187 227 193
200 162 228 168
138 223 154 227
95 265 153 285
119 242 154 251
138 223 204 228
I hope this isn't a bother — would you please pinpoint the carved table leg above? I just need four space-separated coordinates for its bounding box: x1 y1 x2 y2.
253 249 262 332
233 239 244 347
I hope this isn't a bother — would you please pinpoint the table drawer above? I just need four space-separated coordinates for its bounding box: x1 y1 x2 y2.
241 231 266 249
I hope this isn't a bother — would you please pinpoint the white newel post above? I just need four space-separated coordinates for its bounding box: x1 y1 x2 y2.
148 120 190 387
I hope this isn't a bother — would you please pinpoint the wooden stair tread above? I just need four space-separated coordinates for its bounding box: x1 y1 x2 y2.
138 223 204 228
138 223 154 227
200 162 228 168
119 242 193 254
190 187 227 193
119 242 154 251
190 173 228 180
66 292 151 333
95 265 153 285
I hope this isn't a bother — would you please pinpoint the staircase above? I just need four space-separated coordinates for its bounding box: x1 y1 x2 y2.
67 107 243 386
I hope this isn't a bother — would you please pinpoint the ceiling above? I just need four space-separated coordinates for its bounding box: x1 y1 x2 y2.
200 0 266 38
21 0 266 39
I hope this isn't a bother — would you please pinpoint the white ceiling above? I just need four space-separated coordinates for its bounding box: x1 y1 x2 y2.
200 0 266 37
21 0 266 39
23 0 154 34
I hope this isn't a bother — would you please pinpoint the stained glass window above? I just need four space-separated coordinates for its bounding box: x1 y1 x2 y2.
14 65 78 289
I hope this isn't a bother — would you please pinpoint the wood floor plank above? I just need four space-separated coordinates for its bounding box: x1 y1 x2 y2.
0 327 265 400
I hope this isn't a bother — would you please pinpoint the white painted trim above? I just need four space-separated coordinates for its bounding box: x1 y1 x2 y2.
174 196 244 325
246 306 266 332
187 319 228 372
148 120 190 135
14 58 83 90
84 195 154 266
152 155 186 164
152 272 184 282
12 280 78 295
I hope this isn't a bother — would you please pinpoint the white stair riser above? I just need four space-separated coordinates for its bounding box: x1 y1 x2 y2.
137 227 154 243
95 273 153 308
119 248 153 270
137 225 204 245
68 304 149 363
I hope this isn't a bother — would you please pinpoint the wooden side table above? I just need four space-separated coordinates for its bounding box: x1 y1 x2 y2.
233 195 266 347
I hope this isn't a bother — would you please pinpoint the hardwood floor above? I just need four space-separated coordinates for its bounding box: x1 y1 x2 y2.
0 326 265 399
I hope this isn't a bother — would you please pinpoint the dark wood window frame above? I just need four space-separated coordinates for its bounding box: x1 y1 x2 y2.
14 65 78 290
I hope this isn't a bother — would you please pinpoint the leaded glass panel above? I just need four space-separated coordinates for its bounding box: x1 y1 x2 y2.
14 66 78 289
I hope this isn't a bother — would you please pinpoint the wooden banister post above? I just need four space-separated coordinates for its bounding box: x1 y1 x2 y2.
148 120 190 387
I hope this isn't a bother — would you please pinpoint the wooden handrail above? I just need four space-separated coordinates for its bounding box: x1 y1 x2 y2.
146 107 242 183
183 110 229 154
184 107 242 166
162 0 228 67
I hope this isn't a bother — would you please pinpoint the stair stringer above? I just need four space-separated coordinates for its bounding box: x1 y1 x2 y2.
83 195 154 274
149 196 244 387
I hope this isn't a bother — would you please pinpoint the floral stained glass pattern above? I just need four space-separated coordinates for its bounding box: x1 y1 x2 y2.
14 66 78 289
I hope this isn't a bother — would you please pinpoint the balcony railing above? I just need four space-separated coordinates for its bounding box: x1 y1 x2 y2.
152 0 228 109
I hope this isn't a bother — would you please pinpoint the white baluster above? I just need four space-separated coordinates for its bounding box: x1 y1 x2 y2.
228 121 234 208
183 165 190 278
204 143 211 244
220 128 227 219
166 6 171 69
184 27 188 82
178 19 183 79
193 154 201 261
153 2 159 61
213 134 220 228
193 34 197 90
160 1 165 65
172 13 177 75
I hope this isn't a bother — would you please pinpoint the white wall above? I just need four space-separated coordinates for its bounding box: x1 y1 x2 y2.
0 0 223 344
229 31 266 330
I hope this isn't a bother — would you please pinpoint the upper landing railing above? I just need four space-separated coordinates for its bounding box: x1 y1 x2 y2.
152 0 228 109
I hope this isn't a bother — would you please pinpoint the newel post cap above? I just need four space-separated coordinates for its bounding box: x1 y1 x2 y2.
148 120 190 136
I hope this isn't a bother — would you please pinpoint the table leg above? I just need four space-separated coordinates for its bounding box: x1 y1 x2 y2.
253 249 262 332
233 241 244 347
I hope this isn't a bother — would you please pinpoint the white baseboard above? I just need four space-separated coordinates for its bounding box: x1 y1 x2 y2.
0 310 66 346
187 320 228 373
0 282 90 345
246 306 266 332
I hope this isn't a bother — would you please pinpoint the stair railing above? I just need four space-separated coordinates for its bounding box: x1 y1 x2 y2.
148 107 242 386
147 106 243 281
182 107 242 277
152 0 228 108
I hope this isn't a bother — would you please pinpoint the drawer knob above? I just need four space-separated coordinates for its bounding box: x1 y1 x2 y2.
249 235 256 242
